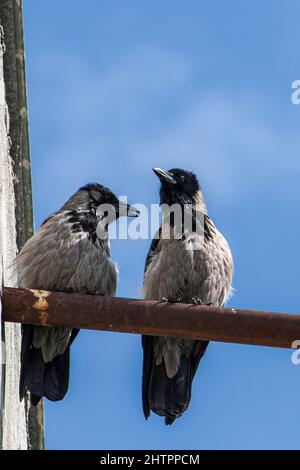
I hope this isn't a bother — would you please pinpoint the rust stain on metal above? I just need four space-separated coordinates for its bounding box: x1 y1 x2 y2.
29 289 51 311
3 287 300 349
38 311 49 325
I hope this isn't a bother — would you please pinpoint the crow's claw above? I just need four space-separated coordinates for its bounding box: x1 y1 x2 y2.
162 296 183 303
192 297 202 305
192 297 213 306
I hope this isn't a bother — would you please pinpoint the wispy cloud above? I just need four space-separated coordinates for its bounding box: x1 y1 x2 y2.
29 44 300 217
135 94 300 203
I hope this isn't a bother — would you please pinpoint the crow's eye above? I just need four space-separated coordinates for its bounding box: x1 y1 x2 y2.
179 176 185 183
90 206 96 216
100 210 108 220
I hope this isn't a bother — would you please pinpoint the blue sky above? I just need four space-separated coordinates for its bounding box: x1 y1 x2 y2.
22 0 300 449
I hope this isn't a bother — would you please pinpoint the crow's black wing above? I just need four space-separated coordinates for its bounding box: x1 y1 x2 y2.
142 334 155 419
19 324 34 401
142 230 162 418
190 340 209 380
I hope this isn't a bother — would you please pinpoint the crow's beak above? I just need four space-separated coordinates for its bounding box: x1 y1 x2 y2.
153 167 176 185
127 204 140 217
117 200 140 218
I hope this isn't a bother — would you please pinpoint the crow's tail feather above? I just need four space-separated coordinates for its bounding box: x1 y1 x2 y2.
144 339 208 425
149 355 193 425
20 327 79 405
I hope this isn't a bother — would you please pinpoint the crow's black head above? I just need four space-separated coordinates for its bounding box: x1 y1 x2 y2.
58 182 139 243
61 182 139 219
153 168 200 205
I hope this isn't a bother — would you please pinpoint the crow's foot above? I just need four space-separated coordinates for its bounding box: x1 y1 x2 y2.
162 296 183 303
192 297 213 306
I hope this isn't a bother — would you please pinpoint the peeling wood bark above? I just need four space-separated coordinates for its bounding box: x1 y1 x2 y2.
0 14 27 448
1 0 33 250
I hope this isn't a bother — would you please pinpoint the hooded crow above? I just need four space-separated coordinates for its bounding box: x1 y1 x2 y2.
16 182 139 405
142 168 233 425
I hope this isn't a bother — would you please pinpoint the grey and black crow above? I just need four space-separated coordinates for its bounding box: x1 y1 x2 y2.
16 182 139 405
142 168 233 425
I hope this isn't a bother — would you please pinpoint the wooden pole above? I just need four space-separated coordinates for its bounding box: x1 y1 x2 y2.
0 0 43 450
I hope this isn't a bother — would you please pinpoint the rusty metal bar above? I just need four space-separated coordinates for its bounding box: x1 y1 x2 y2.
2 287 300 349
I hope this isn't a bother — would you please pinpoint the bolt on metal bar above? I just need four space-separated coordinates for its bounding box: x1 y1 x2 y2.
1 287 300 349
